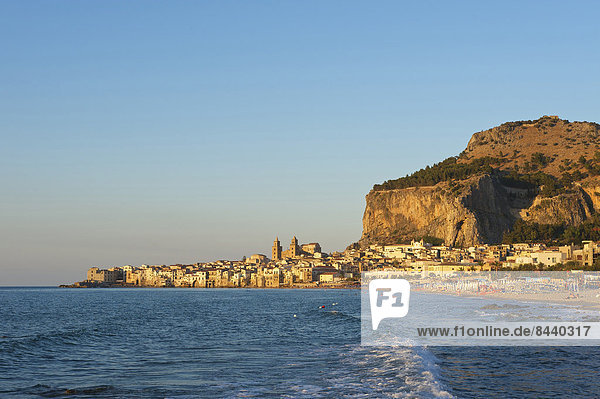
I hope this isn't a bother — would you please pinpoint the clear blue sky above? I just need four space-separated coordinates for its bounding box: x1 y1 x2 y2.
1 1 599 285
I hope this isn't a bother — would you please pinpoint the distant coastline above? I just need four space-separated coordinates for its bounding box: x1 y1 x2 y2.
62 238 600 291
59 282 360 289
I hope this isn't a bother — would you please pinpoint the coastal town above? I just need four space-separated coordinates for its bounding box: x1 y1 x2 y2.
66 236 600 288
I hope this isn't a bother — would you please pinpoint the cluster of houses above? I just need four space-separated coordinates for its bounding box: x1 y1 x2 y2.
359 239 600 272
79 237 600 288
86 260 351 288
83 237 357 288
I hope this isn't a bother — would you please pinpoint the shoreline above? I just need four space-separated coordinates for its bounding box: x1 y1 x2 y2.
59 283 361 290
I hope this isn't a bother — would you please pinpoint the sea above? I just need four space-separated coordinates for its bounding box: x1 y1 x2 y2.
1 287 599 398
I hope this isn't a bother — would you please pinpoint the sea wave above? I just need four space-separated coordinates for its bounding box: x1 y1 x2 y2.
14 383 116 398
322 345 455 398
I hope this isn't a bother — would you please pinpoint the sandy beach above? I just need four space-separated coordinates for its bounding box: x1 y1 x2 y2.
416 287 600 310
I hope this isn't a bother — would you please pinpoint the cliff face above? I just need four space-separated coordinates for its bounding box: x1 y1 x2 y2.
361 175 513 246
521 187 594 225
360 116 600 247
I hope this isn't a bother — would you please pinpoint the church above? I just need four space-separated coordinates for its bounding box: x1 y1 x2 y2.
271 236 321 260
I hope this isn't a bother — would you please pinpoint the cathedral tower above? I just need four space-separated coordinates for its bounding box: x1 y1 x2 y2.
290 236 300 257
272 237 282 260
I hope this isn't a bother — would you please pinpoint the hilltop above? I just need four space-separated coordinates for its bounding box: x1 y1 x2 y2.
463 116 600 177
360 116 600 247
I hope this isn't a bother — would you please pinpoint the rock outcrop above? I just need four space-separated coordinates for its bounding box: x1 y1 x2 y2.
359 116 600 247
520 187 594 225
361 175 515 247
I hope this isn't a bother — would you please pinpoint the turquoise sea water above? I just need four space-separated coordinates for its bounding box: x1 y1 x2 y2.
0 288 598 398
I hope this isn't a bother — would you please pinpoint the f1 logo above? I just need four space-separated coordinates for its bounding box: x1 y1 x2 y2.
369 279 411 330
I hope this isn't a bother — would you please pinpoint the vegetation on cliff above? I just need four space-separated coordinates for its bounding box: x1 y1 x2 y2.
373 153 583 198
373 156 502 191
374 148 600 199
502 217 600 245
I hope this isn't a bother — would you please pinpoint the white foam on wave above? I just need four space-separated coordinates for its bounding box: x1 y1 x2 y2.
270 343 454 398
329 344 455 398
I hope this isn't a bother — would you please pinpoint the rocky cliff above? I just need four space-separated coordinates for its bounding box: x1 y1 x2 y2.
359 116 600 247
